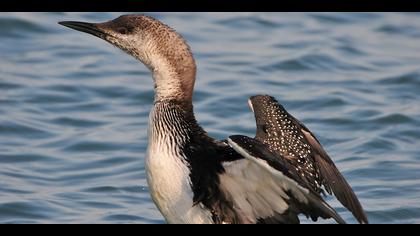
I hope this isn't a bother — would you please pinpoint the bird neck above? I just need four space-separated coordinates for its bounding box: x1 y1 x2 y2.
151 62 196 105
150 100 201 146
132 29 197 104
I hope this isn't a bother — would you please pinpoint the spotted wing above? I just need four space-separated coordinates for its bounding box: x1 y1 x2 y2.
249 95 368 224
220 135 345 224
294 117 368 224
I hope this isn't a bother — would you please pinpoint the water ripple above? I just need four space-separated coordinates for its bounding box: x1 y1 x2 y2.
0 17 49 38
1 12 420 224
0 121 54 139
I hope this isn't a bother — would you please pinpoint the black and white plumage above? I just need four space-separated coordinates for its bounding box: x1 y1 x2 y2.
59 14 368 224
248 95 368 223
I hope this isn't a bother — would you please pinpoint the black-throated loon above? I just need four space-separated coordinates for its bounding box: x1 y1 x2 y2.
58 14 368 224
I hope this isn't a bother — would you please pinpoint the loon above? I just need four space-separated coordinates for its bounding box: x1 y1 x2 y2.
59 14 368 224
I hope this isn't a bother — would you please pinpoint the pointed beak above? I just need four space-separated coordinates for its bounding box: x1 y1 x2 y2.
58 21 107 39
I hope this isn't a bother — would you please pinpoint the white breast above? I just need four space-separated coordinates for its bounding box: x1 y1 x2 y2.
145 108 213 224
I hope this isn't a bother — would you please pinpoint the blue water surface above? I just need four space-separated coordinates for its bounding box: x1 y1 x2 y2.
1 12 420 224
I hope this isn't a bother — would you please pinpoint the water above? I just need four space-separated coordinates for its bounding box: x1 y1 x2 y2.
1 12 420 224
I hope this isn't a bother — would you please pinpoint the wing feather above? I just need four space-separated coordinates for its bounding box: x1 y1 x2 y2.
296 114 368 223
248 95 368 224
221 135 346 224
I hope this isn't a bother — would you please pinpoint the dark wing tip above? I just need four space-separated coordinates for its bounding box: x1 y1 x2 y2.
248 94 278 107
313 153 369 224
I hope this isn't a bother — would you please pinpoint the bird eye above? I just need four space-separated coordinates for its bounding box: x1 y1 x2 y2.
117 27 128 34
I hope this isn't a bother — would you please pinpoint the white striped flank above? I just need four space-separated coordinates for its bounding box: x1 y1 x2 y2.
145 105 213 224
